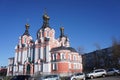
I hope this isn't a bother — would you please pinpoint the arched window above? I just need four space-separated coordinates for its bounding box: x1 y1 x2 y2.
55 54 57 60
62 54 64 59
69 62 71 69
73 55 76 61
77 56 79 61
26 64 30 74
68 54 70 60
52 63 57 71
24 37 26 43
47 31 49 37
60 53 66 60
68 54 71 60
54 54 56 61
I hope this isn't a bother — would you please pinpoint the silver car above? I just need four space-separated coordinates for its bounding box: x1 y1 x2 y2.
86 69 107 79
38 74 61 80
70 73 86 80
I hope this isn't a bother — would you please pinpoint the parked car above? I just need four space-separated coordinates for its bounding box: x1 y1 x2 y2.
69 73 86 80
0 76 3 80
107 68 120 76
86 69 107 79
10 75 31 80
38 74 61 80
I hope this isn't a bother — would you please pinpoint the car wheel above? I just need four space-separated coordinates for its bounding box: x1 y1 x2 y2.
114 72 118 76
90 75 94 79
83 77 86 80
102 74 105 77
72 78 76 80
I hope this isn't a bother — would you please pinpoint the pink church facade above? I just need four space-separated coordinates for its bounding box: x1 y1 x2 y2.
7 13 83 77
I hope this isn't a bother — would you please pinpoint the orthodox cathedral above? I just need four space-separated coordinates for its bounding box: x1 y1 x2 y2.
7 13 83 76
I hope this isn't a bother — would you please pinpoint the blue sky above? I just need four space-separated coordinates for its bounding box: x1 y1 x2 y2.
0 0 120 66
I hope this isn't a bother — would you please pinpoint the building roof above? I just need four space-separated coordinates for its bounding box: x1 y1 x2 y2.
8 57 14 59
51 46 77 52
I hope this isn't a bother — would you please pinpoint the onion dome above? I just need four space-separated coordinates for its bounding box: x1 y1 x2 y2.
41 13 51 29
23 23 30 36
60 27 66 38
43 14 50 21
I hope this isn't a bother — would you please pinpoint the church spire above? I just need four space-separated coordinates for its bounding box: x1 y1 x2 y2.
23 23 30 36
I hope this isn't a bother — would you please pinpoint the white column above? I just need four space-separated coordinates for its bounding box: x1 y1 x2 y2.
13 66 16 75
52 54 54 61
14 52 18 64
40 47 43 59
23 51 25 63
28 46 31 58
18 51 21 62
60 53 62 60
34 65 38 73
46 45 49 62
7 66 10 76
19 65 23 75
23 50 27 62
38 64 41 71
22 51 25 64
20 50 23 64
46 44 51 62
30 48 33 62
35 48 38 62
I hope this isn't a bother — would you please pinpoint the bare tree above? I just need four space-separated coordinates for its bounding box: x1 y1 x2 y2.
94 43 102 69
112 37 120 67
77 46 84 55
94 43 101 50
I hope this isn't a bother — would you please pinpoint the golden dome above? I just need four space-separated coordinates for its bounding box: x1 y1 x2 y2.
25 23 30 30
43 14 50 20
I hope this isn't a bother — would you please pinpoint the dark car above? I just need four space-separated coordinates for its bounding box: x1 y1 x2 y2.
10 75 31 80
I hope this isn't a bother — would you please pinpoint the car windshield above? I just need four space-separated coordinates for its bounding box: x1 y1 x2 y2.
95 69 105 72
76 73 83 75
89 71 94 73
72 73 83 76
107 69 114 71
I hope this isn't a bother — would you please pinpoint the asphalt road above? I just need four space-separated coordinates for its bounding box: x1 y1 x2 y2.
87 76 120 80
